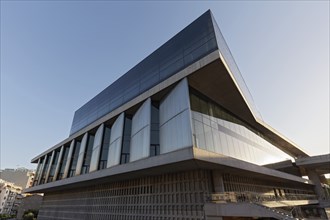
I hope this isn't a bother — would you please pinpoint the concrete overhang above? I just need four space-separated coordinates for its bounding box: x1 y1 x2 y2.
296 154 330 175
25 147 313 194
187 52 308 158
263 160 302 176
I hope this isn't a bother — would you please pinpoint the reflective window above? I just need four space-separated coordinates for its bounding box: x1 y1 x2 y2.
81 134 95 174
68 141 81 177
70 11 218 135
120 117 132 164
190 91 292 165
33 157 44 186
40 154 51 184
57 145 70 180
47 149 60 183
150 103 160 157
99 126 111 170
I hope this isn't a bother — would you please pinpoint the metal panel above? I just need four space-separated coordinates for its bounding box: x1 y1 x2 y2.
75 133 88 176
53 146 64 181
159 79 191 126
45 151 55 183
130 98 151 162
89 124 105 172
63 140 75 179
159 78 193 154
107 113 124 168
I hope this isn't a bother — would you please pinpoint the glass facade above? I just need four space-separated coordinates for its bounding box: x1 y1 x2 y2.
33 157 44 186
99 126 111 170
190 91 291 165
150 103 160 157
47 149 60 183
40 154 51 184
68 141 81 177
81 134 95 174
57 146 70 180
30 9 304 189
120 117 132 164
70 10 218 135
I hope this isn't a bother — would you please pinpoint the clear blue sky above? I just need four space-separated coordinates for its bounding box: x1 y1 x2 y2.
1 1 329 170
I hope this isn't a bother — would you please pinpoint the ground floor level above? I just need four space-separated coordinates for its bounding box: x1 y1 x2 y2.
37 169 328 220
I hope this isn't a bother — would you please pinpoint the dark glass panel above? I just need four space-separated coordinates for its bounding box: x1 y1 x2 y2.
47 149 60 183
33 157 44 186
68 141 81 177
70 11 218 135
120 117 132 164
56 146 70 180
150 103 160 157
81 134 95 174
99 126 111 170
40 154 51 184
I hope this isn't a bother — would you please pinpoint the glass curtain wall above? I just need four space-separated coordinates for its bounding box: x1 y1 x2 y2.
120 117 132 164
40 154 51 184
56 146 70 180
99 126 111 170
47 150 60 183
68 141 81 177
81 134 95 174
150 103 160 156
33 157 44 186
189 90 292 165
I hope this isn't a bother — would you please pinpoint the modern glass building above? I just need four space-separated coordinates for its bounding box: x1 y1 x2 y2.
25 10 330 220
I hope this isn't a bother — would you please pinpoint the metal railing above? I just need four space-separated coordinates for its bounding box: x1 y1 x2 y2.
207 191 317 203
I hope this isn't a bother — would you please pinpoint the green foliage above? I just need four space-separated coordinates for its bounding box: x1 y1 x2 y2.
326 178 330 185
22 209 38 220
23 213 34 220
0 213 13 220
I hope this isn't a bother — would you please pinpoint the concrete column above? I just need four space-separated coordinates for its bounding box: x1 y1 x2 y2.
212 170 225 193
63 140 75 179
75 133 88 175
45 150 55 183
307 169 326 201
89 124 105 172
53 146 64 181
306 169 329 219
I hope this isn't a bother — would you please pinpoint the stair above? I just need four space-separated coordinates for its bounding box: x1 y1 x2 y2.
254 203 298 220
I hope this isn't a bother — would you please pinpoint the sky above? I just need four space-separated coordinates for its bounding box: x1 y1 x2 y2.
1 1 329 170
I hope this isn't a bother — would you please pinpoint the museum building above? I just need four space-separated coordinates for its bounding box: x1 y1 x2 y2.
25 10 330 219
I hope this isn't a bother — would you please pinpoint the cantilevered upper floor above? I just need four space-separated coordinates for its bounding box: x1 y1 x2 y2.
26 10 312 193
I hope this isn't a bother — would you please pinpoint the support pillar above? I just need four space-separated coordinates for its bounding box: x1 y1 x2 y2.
212 170 224 193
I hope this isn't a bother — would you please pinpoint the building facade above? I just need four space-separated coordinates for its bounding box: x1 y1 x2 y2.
16 194 43 220
0 179 22 216
25 10 330 219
